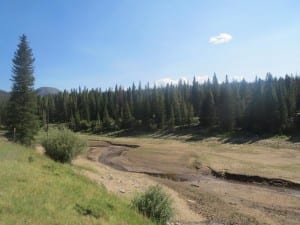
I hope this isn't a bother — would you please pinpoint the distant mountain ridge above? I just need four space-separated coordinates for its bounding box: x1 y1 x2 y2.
0 90 8 95
0 90 9 101
35 87 60 96
0 87 60 98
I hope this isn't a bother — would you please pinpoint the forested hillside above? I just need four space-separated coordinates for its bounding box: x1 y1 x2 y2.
0 90 9 126
22 74 300 134
0 90 9 102
35 87 60 96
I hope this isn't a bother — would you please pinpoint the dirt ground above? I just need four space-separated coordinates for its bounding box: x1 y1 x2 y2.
74 136 300 225
73 155 205 225
85 136 300 183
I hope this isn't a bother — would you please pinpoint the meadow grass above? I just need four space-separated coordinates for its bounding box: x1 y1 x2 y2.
0 141 154 225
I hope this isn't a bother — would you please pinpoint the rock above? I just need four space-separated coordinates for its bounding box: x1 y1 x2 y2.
190 183 200 187
119 189 126 193
187 199 196 204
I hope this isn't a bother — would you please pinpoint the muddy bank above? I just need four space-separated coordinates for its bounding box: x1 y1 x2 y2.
209 167 300 190
98 146 129 171
89 140 139 148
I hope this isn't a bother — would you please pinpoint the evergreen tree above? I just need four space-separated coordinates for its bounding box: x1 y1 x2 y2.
278 93 288 131
69 112 76 131
200 90 216 127
191 77 200 114
74 110 81 131
187 103 194 125
168 106 175 130
219 76 235 131
212 73 220 113
92 113 103 133
263 74 280 132
0 102 8 126
122 103 134 128
7 35 39 145
103 104 115 130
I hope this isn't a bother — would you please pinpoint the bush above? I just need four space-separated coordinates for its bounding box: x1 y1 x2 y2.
42 128 86 163
79 120 91 131
91 120 103 133
132 185 173 225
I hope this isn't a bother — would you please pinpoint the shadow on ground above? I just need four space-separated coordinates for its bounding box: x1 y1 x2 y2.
101 125 300 145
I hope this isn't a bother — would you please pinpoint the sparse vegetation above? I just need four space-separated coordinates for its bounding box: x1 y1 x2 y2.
41 127 86 163
132 185 173 225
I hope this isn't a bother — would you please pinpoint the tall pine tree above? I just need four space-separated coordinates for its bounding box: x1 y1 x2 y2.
200 89 216 127
7 35 39 145
219 76 235 131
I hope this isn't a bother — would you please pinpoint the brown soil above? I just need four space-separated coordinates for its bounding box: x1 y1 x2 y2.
74 156 205 224
209 167 300 189
81 139 300 225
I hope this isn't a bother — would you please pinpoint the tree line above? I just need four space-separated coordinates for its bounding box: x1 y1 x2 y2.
32 74 300 134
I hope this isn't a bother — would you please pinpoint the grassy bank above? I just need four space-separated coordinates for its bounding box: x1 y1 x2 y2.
0 141 154 225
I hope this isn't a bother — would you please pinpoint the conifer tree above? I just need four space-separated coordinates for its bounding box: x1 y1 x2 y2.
92 113 102 133
191 77 200 114
219 76 235 131
263 74 280 132
69 112 76 131
122 103 134 128
103 104 115 130
7 35 39 145
200 90 216 127
279 93 288 131
74 110 81 131
212 73 220 109
187 103 194 125
168 106 175 129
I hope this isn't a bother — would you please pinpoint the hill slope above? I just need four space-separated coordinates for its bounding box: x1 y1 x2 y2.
35 87 60 96
0 141 154 225
0 90 9 102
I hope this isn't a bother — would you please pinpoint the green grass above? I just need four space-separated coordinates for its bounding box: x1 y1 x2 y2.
0 141 154 225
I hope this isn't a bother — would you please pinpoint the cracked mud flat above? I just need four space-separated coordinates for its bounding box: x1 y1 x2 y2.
78 139 300 225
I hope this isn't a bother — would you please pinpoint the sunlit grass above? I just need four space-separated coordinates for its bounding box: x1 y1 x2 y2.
0 141 154 225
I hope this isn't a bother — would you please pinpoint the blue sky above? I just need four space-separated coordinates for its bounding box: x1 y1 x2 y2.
0 0 300 91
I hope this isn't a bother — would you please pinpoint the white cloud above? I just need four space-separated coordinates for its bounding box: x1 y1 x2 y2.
209 33 233 44
194 75 209 83
155 77 188 86
232 76 244 82
155 75 209 86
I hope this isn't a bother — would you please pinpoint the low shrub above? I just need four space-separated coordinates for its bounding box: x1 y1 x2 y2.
132 185 173 225
74 200 104 218
41 128 86 163
91 120 103 133
79 120 91 131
